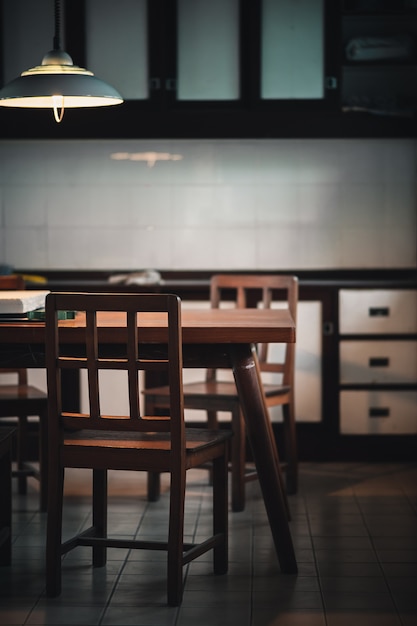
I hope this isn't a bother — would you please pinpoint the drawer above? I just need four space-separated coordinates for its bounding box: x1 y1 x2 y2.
340 390 417 434
340 341 417 384
339 289 417 334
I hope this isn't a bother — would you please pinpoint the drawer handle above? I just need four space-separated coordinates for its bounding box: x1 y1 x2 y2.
369 307 389 317
369 407 390 418
369 357 389 367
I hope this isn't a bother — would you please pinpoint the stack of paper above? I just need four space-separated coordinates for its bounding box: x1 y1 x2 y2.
0 290 50 314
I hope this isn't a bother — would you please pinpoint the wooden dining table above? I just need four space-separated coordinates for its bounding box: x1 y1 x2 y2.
0 305 298 574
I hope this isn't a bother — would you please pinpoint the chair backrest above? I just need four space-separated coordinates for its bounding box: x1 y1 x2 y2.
45 292 185 445
209 274 298 386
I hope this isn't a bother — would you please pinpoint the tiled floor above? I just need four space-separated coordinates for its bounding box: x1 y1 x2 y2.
1 462 416 626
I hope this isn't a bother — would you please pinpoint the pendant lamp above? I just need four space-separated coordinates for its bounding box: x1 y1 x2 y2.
0 0 123 123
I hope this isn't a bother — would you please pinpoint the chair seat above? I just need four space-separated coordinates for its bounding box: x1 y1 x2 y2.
0 383 48 511
64 427 230 450
145 380 291 403
145 381 238 403
62 428 231 473
263 383 291 397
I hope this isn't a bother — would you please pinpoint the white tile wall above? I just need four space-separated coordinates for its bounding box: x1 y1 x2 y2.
0 138 416 270
2 137 413 426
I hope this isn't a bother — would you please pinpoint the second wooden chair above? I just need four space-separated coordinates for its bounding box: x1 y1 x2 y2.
144 274 299 512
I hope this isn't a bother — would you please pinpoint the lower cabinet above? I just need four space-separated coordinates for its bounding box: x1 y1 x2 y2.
340 390 417 435
340 340 417 385
338 288 417 438
339 289 417 335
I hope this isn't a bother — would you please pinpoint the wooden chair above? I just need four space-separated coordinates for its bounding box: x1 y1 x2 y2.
0 274 48 511
144 274 298 512
45 292 231 606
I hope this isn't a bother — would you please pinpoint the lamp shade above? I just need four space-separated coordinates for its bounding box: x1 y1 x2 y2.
0 49 123 121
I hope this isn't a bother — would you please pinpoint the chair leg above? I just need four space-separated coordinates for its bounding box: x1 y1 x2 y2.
282 401 298 494
16 415 28 494
92 469 107 567
212 452 228 575
206 410 218 486
39 409 48 512
46 466 64 597
147 471 161 501
206 409 218 432
167 469 186 606
0 435 12 566
145 394 162 502
230 407 246 512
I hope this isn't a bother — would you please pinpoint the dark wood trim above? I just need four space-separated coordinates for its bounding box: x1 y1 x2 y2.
323 0 341 108
1 0 416 138
0 104 415 139
19 267 417 283
240 0 261 107
20 267 417 309
278 423 417 463
0 0 4 89
65 0 85 67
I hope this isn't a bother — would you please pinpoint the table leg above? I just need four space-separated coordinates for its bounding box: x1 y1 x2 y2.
230 344 297 574
0 428 13 566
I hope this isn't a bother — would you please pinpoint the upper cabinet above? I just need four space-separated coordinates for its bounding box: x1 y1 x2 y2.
260 0 326 101
85 0 149 102
175 0 241 102
0 0 415 138
82 0 329 107
340 0 417 121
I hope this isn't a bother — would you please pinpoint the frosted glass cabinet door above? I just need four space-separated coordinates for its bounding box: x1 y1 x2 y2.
86 0 148 100
178 0 325 102
261 0 324 99
177 0 240 101
79 0 326 104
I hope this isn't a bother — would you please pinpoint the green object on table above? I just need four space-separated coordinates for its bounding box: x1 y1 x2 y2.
27 309 76 320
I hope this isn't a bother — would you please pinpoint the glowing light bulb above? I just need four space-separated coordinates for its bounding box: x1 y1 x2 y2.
52 95 64 123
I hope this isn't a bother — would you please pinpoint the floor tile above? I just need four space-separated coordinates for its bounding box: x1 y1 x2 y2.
325 611 402 626
1 462 415 626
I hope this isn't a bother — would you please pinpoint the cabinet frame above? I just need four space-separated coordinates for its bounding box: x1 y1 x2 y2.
0 0 415 138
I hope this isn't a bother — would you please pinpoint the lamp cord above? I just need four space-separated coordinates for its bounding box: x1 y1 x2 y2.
53 0 62 50
53 0 64 122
